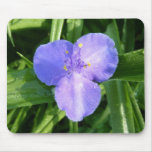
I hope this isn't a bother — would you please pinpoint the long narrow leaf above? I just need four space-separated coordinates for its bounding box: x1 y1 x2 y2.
104 80 135 133
7 21 15 47
104 19 135 133
105 20 122 53
50 19 64 42
126 82 145 131
122 19 135 52
66 19 84 43
16 52 33 68
10 19 50 31
10 107 30 133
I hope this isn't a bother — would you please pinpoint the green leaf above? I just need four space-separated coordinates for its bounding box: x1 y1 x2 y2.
16 52 33 68
7 68 52 109
66 19 83 42
104 19 135 133
122 19 135 52
92 105 110 129
10 19 50 31
134 82 145 110
40 110 65 133
7 109 18 125
50 19 64 42
7 21 15 47
32 104 47 131
69 121 78 133
105 20 122 53
111 49 144 82
32 104 65 133
10 107 30 133
126 82 145 131
104 80 135 133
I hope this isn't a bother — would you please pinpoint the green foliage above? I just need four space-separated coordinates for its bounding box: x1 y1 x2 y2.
7 19 144 133
112 49 144 82
7 68 52 109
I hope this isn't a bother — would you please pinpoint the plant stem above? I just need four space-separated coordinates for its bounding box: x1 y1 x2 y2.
69 121 78 133
126 82 145 130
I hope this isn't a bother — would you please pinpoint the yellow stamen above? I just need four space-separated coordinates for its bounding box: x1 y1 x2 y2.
65 50 69 54
78 43 83 48
88 62 91 67
83 65 87 69
64 65 68 71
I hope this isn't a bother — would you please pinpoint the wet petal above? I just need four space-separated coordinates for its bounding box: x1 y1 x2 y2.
55 72 101 121
33 40 73 86
73 33 118 82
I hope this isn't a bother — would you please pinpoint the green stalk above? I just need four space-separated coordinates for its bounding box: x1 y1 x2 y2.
7 21 15 47
16 52 33 68
50 19 64 42
126 82 145 131
66 19 84 43
10 107 30 133
103 19 136 133
69 121 78 133
104 80 135 133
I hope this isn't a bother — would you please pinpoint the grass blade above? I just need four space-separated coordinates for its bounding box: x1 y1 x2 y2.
134 82 145 110
32 104 47 131
104 80 135 133
50 19 64 42
66 19 84 42
69 121 78 133
7 109 18 125
40 110 65 133
10 19 50 31
16 52 33 68
122 19 135 52
105 20 122 53
7 21 15 47
103 19 135 133
32 104 65 133
92 105 110 129
126 82 145 131
10 107 30 133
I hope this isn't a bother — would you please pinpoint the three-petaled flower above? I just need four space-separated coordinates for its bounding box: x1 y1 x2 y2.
33 33 118 121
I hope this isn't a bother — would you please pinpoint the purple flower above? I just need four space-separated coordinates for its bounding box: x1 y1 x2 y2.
33 33 118 122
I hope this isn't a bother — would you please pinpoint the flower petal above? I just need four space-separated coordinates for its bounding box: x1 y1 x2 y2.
73 33 118 82
55 72 101 121
33 40 73 86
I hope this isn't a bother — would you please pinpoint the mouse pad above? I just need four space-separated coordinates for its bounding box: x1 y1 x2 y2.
7 19 144 133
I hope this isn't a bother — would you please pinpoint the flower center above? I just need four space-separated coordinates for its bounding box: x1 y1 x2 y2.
63 46 91 75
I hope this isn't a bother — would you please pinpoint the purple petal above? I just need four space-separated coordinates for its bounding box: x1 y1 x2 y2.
73 33 118 82
55 72 101 121
33 40 73 86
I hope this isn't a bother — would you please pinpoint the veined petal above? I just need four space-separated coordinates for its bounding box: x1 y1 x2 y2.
55 72 101 121
33 40 73 86
73 33 118 82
